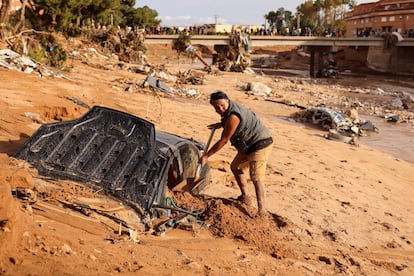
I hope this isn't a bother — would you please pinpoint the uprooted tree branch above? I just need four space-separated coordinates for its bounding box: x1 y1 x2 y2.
172 30 252 72
212 30 252 72
0 0 159 66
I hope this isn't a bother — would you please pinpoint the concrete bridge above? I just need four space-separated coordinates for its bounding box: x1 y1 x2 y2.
144 34 414 47
144 35 414 76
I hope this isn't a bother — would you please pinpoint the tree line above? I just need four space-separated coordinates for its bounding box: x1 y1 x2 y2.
0 0 357 38
0 0 160 37
266 0 356 36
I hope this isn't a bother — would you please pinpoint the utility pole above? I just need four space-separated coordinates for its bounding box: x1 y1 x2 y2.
214 15 218 25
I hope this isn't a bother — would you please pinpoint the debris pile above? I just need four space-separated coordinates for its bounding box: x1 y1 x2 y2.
143 75 174 93
172 30 252 72
0 49 67 78
91 27 147 64
143 72 204 97
5 31 68 67
176 69 205 85
0 49 37 73
295 107 378 144
212 30 251 72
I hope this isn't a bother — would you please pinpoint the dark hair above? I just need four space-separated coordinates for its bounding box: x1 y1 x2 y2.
210 91 229 104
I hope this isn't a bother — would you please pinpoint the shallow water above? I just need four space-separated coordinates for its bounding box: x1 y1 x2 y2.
359 115 414 163
277 115 414 164
269 69 414 164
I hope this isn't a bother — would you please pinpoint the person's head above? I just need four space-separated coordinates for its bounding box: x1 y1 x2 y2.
210 91 230 116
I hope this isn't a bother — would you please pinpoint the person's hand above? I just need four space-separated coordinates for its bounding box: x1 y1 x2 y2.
207 122 221 130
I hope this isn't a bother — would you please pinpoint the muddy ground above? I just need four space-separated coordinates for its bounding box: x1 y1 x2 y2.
0 38 413 275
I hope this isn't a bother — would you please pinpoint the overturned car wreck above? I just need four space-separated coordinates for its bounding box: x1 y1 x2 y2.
298 107 378 144
14 106 210 232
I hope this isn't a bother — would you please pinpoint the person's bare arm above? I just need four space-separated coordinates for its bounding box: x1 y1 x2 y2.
201 114 239 165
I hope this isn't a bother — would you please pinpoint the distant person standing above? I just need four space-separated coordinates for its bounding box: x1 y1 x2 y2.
201 91 273 217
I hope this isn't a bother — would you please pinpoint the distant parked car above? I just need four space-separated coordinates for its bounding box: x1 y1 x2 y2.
14 106 210 215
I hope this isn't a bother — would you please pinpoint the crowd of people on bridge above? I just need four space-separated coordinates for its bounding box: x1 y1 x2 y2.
144 24 317 37
357 28 414 38
83 22 414 39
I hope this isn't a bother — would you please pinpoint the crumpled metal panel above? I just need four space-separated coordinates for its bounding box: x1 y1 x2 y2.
309 107 349 129
14 106 168 211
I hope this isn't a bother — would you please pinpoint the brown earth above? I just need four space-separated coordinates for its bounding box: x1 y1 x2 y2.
0 39 414 275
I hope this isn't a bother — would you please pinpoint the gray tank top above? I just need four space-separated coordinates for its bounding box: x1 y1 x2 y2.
221 101 272 153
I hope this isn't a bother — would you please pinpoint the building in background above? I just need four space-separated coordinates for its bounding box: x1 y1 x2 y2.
345 0 414 37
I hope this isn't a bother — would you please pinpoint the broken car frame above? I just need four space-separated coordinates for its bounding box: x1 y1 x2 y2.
14 106 211 234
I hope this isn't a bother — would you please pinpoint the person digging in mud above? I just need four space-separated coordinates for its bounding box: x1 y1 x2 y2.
201 91 273 217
